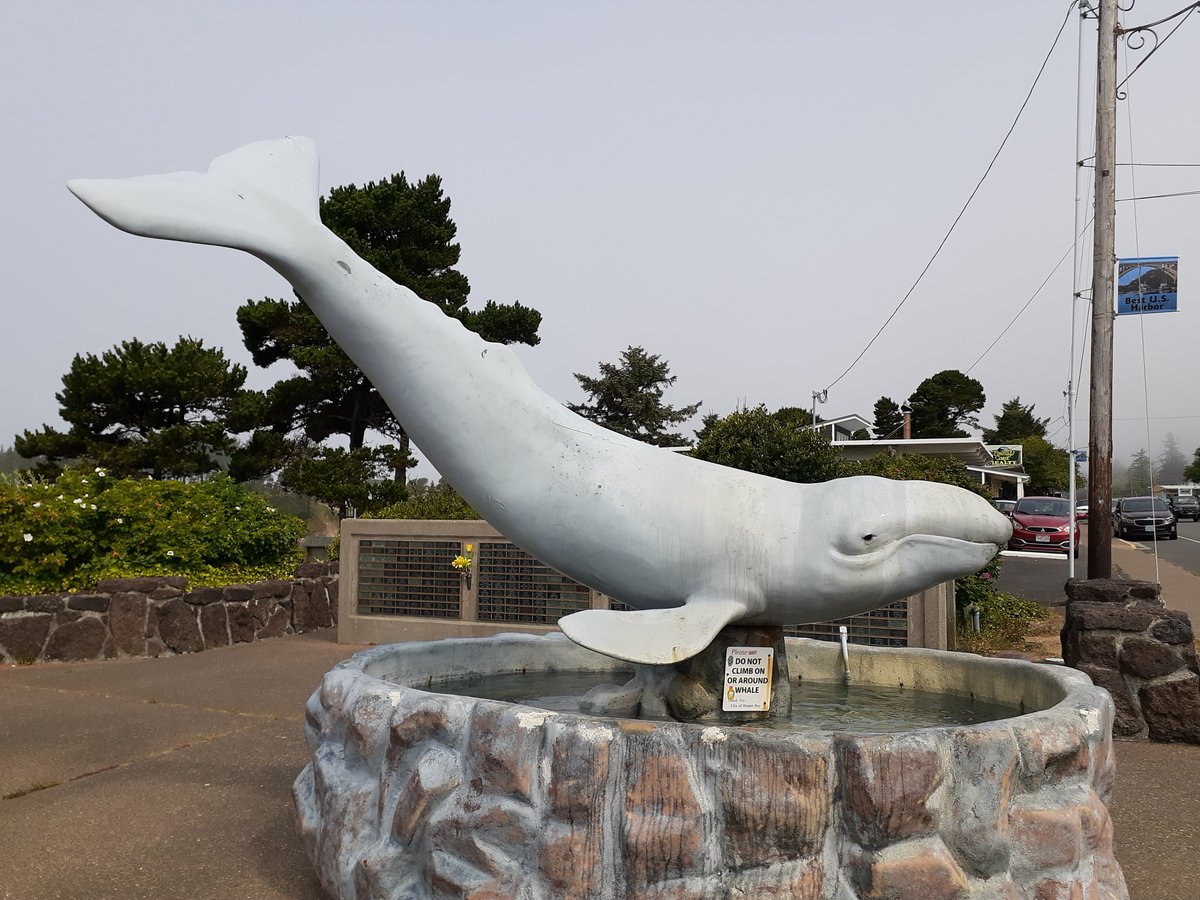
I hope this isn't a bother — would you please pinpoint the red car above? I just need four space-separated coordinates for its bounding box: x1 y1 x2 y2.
1007 496 1080 558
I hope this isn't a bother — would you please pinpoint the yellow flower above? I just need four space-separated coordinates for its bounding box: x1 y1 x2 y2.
451 555 472 570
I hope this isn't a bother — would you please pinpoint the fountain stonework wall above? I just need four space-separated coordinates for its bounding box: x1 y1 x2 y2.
295 634 1127 899
0 564 338 664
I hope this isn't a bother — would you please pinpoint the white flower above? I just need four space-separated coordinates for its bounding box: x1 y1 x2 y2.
116 517 124 524
23 533 33 542
81 478 88 484
95 467 105 477
166 550 175 557
32 502 41 508
56 494 64 501
90 504 97 510
73 498 84 505
234 506 241 511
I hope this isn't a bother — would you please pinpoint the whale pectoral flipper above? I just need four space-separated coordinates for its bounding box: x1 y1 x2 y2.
558 597 752 665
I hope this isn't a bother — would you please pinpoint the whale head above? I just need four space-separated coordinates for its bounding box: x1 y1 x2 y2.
808 476 1012 610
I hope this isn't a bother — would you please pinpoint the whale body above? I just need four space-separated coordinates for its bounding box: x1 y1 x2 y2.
68 137 1012 664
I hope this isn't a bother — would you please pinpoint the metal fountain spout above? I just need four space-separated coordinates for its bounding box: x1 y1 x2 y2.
839 625 851 684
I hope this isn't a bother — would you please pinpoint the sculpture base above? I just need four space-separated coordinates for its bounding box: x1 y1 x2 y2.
296 634 1127 899
579 625 791 723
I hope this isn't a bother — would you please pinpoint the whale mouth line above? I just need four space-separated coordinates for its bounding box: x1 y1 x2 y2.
834 534 1003 565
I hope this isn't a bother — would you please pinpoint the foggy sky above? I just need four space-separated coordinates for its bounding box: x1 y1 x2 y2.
3 1 1198 481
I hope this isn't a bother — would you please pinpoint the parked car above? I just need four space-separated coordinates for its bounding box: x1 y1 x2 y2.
1168 494 1200 522
1075 500 1089 521
1007 496 1080 557
993 499 1016 515
1113 496 1177 540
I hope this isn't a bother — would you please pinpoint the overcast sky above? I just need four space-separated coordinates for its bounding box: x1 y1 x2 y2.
3 1 1199 480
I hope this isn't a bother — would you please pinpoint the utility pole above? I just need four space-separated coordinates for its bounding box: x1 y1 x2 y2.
1087 0 1119 578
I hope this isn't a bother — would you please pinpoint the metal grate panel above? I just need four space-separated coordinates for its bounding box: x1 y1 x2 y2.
784 600 909 647
357 539 462 618
476 542 592 624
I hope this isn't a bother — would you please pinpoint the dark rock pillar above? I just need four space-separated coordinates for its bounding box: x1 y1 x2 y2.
1061 577 1200 743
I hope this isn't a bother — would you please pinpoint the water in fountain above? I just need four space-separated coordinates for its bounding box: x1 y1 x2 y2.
434 670 1018 733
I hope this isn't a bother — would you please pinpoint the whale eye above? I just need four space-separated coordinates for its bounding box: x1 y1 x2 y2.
862 533 876 543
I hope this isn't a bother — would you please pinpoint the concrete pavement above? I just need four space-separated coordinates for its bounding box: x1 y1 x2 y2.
0 630 360 900
3 555 1200 898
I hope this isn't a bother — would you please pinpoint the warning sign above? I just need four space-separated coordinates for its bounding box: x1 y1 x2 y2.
722 646 774 712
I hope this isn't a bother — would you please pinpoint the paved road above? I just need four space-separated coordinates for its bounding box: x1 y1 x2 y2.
1112 517 1200 577
994 532 1086 606
995 518 1200 605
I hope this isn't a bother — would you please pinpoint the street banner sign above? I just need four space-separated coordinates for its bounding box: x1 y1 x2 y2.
1116 256 1178 315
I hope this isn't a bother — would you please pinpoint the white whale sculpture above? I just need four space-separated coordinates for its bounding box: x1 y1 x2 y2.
68 137 1012 665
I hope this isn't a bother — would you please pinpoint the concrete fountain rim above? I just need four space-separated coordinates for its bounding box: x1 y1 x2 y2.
331 631 1103 737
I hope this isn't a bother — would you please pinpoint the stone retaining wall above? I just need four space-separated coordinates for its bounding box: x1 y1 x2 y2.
0 563 338 664
1061 577 1200 743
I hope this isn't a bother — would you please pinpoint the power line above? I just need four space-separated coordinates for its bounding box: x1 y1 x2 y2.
1115 414 1200 421
822 1 1076 393
1080 159 1200 166
965 242 1075 375
1117 188 1200 201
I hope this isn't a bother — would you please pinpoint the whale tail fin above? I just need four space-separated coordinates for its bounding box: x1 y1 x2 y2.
67 136 319 257
558 595 751 665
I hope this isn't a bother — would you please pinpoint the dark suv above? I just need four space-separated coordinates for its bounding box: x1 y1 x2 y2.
1169 494 1200 522
1113 496 1177 540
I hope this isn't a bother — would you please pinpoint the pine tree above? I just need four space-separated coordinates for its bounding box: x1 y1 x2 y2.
982 397 1050 444
872 397 903 439
906 370 986 439
232 172 542 510
16 338 246 479
1156 433 1188 485
568 346 700 447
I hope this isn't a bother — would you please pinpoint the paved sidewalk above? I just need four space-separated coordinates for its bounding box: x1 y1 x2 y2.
3 589 1200 898
0 630 362 900
1111 535 1200 622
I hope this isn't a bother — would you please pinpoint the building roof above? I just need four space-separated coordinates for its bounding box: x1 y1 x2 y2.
815 413 874 431
830 437 998 467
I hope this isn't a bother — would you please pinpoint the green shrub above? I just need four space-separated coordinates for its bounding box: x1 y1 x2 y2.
367 483 481 521
969 591 1045 633
954 552 1003 612
0 468 305 593
847 452 990 496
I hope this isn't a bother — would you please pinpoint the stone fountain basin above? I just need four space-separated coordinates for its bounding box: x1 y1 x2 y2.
294 633 1127 899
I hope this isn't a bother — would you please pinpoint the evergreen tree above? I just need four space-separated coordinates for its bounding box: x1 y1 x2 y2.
906 370 986 439
16 338 245 479
872 397 903 439
1183 446 1200 484
0 444 26 475
233 171 542 509
1156 432 1188 486
981 397 1050 444
569 346 700 446
1126 449 1153 496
